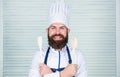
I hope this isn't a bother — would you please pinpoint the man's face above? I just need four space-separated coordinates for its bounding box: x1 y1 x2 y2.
47 23 70 49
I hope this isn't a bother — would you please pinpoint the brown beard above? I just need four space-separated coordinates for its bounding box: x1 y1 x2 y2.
48 33 68 50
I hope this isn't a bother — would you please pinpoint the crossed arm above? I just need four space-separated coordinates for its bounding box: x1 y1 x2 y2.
39 63 78 77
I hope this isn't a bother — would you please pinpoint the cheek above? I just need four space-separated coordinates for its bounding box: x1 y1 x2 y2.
49 31 55 36
61 31 67 36
61 29 68 35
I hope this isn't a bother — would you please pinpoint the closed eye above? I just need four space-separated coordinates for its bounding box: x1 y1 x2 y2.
60 26 67 30
49 26 56 30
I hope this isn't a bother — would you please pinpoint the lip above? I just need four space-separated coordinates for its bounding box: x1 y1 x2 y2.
53 36 62 41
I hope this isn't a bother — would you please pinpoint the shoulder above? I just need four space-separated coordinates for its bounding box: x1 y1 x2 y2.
67 45 85 58
75 49 85 58
32 47 50 61
34 47 49 56
31 50 40 63
67 45 86 64
75 49 87 67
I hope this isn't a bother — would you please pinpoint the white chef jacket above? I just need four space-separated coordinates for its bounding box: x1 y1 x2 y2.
28 45 87 77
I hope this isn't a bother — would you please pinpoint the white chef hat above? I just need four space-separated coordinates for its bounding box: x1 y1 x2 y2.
48 0 69 28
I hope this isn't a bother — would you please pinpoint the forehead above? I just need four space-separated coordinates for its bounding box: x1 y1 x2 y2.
50 23 66 27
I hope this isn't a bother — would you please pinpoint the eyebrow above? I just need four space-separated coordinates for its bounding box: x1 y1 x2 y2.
49 25 67 28
60 26 67 28
49 25 56 27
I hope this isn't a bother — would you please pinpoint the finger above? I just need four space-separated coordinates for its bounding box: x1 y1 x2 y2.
73 64 78 68
39 63 45 68
39 70 44 76
39 63 44 66
39 65 43 72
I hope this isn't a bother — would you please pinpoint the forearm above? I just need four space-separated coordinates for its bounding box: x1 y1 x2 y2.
60 64 77 77
43 71 60 77
60 71 73 77
43 71 72 77
60 71 67 77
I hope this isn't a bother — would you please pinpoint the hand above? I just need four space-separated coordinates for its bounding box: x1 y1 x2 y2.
39 63 53 76
60 64 78 77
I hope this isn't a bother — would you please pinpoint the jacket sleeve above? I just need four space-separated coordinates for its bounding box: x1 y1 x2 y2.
28 50 60 77
28 51 41 77
75 51 88 77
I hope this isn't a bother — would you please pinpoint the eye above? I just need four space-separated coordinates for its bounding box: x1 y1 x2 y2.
60 26 66 30
50 26 56 30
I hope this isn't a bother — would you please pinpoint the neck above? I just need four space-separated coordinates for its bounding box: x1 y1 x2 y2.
55 49 61 51
51 47 63 51
50 45 67 51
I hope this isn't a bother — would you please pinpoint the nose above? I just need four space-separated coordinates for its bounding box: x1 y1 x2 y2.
56 28 60 34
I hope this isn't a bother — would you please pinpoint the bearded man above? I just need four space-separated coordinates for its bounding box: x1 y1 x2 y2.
29 0 87 77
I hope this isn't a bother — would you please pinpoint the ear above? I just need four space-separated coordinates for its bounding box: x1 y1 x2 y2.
68 28 70 33
46 28 49 33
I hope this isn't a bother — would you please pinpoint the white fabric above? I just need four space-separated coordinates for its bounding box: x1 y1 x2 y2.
28 46 87 77
48 0 69 27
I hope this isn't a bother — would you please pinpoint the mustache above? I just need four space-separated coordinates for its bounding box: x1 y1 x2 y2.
51 34 64 38
48 32 68 49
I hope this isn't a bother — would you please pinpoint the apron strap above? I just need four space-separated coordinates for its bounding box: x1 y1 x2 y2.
44 47 50 64
51 67 65 72
44 46 72 67
44 46 72 65
66 46 72 64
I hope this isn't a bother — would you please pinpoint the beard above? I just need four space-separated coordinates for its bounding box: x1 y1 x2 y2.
48 32 68 50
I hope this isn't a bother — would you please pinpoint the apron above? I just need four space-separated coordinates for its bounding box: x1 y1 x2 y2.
44 46 72 72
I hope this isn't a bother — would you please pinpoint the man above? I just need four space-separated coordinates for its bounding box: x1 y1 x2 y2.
29 0 87 77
